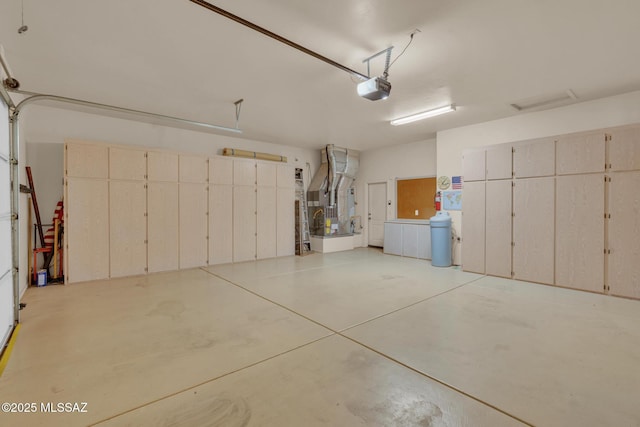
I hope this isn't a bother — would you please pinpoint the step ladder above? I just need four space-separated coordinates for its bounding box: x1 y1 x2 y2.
295 167 311 256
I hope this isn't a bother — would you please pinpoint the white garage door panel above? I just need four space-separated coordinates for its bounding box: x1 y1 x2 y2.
0 274 12 350
1 99 14 349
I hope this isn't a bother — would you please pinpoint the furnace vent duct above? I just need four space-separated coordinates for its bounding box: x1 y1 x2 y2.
307 145 359 236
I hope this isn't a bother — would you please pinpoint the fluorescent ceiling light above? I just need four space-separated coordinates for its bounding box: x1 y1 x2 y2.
390 104 456 126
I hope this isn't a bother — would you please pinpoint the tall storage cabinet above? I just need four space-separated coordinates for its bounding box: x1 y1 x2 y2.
179 155 208 269
461 181 485 274
148 151 179 273
65 140 296 283
233 159 257 262
276 164 295 257
109 147 147 278
461 124 640 300
209 157 233 265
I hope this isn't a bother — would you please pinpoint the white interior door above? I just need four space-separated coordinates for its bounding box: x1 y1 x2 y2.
368 182 386 247
0 98 13 348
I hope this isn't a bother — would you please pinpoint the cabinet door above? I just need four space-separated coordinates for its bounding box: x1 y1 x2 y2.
233 185 257 262
179 155 208 183
556 131 605 175
513 138 555 178
257 186 277 259
66 178 109 282
210 157 233 185
257 162 277 187
383 223 402 256
66 142 108 178
148 182 179 273
401 224 418 258
486 145 512 180
276 187 295 257
277 164 295 188
417 225 431 260
513 177 554 284
109 147 146 181
109 181 147 278
555 175 604 292
209 184 233 264
179 183 208 268
608 125 640 172
485 180 512 278
462 181 485 273
462 149 486 182
148 151 178 182
234 159 256 186
608 171 640 298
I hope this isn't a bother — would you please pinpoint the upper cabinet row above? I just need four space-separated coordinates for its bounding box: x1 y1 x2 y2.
463 125 640 181
65 142 295 187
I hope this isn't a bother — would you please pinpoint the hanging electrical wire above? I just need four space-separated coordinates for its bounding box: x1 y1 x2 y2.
384 29 420 77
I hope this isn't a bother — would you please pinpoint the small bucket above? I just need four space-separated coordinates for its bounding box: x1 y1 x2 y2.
37 270 47 287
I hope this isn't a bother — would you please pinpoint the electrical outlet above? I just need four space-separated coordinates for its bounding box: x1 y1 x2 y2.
414 209 419 216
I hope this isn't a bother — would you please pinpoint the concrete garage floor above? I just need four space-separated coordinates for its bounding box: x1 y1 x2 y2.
1 248 639 426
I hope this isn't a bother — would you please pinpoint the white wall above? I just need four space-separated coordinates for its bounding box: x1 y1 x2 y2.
437 89 640 264
357 138 437 247
17 104 321 293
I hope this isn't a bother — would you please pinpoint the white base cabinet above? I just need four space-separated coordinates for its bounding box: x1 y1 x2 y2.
383 221 431 260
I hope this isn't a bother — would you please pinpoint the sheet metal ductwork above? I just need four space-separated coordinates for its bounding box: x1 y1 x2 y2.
307 145 359 236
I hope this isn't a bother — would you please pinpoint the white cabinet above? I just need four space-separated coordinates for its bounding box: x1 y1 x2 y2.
179 155 208 183
513 177 555 284
148 151 178 182
233 185 257 262
109 181 147 278
608 171 640 298
608 125 640 172
486 145 512 180
462 149 486 182
555 174 604 292
276 187 295 257
66 178 109 282
210 157 233 185
179 183 208 268
514 138 555 178
556 131 605 175
383 223 403 256
110 147 146 181
485 180 512 278
257 186 277 259
148 182 179 273
383 221 430 260
234 159 256 186
66 142 108 179
462 181 485 274
257 162 277 187
277 164 295 188
209 184 233 265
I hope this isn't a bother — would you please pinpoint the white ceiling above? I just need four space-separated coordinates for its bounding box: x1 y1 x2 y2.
2 0 640 151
